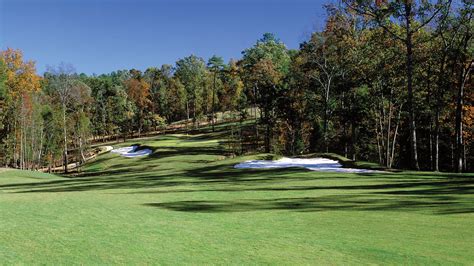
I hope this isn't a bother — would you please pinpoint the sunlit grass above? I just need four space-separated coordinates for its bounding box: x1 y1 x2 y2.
0 131 473 264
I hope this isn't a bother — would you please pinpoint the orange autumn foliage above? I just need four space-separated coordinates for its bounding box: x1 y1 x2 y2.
125 78 151 109
0 48 41 101
464 86 474 144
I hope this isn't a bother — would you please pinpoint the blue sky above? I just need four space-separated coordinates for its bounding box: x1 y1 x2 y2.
1 0 332 74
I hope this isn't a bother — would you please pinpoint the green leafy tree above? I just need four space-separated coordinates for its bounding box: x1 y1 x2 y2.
175 55 207 129
343 0 453 170
45 63 90 173
207 55 225 131
241 33 290 152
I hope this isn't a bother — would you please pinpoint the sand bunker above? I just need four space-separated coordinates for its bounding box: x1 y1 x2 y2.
234 157 379 173
102 146 114 152
111 146 152 158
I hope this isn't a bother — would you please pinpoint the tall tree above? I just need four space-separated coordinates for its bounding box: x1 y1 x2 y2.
207 55 225 131
453 1 473 172
343 0 453 169
175 55 207 129
0 60 7 164
45 63 86 173
300 31 344 153
125 70 151 137
166 77 187 122
0 48 41 169
241 33 290 152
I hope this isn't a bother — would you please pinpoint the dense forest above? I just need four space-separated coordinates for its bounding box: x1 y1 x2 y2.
0 0 472 172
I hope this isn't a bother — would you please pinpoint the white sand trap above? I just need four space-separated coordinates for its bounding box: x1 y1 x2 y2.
111 145 152 158
234 157 380 173
102 146 113 152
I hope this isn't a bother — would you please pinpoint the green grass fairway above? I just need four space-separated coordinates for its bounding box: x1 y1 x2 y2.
1 133 473 264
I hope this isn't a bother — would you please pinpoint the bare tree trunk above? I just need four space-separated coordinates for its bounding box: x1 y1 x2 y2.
193 101 197 129
434 108 440 172
138 109 143 138
186 100 190 134
455 61 471 172
351 122 356 161
12 119 17 168
434 53 447 172
429 122 433 170
451 142 455 171
376 99 385 165
343 125 348 158
212 71 216 132
463 143 467 172
323 83 330 153
79 136 86 164
264 109 270 153
341 92 348 158
37 128 44 170
427 65 434 170
62 103 68 174
20 122 23 170
254 84 259 150
386 96 392 168
389 104 403 169
240 116 244 155
375 125 382 165
405 4 420 170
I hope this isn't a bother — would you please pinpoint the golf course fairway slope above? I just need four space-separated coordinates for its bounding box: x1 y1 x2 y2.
1 132 473 264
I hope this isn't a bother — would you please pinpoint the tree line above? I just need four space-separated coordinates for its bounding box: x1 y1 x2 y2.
0 0 472 172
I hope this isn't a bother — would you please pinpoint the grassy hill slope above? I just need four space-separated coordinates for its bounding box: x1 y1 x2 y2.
0 131 473 264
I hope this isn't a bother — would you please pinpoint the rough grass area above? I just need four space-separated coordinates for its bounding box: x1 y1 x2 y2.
0 132 473 264
0 168 10 173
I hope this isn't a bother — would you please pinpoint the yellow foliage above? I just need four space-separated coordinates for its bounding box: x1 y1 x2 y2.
464 89 474 144
125 78 151 109
0 48 42 101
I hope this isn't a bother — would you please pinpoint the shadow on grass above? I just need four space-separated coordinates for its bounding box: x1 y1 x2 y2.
0 164 308 193
1 160 473 215
143 146 226 161
144 193 472 215
1 128 473 215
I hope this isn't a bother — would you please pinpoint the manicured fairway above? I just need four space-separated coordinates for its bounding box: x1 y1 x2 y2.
0 133 473 264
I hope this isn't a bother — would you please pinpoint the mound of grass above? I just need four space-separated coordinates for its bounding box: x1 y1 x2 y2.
0 131 473 264
301 152 387 171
